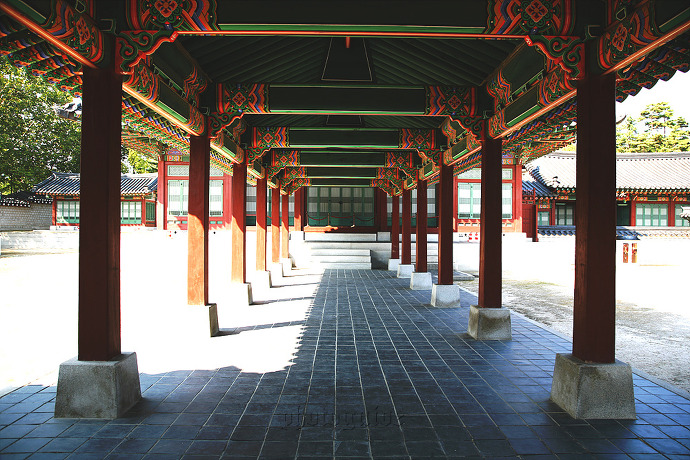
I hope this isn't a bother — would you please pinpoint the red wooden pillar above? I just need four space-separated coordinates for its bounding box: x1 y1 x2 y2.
187 131 211 305
478 131 503 308
231 160 247 284
416 179 428 273
156 156 166 230
222 173 233 229
77 60 122 361
294 188 303 231
391 195 400 259
513 164 523 232
573 71 617 363
376 189 386 231
271 185 280 263
401 188 412 264
256 176 267 271
281 193 289 259
437 161 454 285
452 176 459 231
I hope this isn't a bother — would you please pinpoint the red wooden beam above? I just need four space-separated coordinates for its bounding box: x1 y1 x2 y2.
187 131 210 305
401 188 412 265
77 56 122 361
231 160 247 283
437 161 453 285
478 131 502 308
256 176 267 272
573 71 617 364
271 185 280 263
391 195 400 259
416 180 428 273
281 193 289 259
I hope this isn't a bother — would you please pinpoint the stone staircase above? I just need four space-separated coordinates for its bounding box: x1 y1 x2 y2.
308 247 372 269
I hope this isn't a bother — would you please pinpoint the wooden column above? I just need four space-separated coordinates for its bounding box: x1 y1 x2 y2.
513 164 523 231
281 192 289 259
437 161 453 285
573 71 617 363
401 188 412 264
271 185 280 263
376 189 386 231
231 160 247 284
294 188 303 231
78 60 122 361
187 132 210 306
256 176 267 271
391 195 400 259
222 173 233 229
156 157 165 230
478 131 503 308
416 179 428 273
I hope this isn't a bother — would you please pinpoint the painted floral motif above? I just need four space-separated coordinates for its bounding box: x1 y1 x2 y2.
75 17 91 45
154 0 179 18
524 0 549 23
611 24 629 52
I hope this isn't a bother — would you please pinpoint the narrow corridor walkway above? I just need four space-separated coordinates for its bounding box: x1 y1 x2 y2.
1 269 689 458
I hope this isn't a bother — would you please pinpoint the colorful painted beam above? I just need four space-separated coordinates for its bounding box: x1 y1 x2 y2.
250 127 439 150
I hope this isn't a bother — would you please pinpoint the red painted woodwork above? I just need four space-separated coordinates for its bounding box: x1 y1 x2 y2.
376 189 386 231
478 131 503 308
416 180 428 273
401 188 412 265
231 160 247 283
513 164 523 232
294 188 303 231
77 57 122 361
51 199 57 227
452 176 459 231
187 131 211 305
668 202 675 227
256 176 267 271
437 161 453 285
223 171 233 229
281 193 289 259
271 185 280 263
522 200 538 242
573 70 617 364
156 158 165 230
391 195 400 259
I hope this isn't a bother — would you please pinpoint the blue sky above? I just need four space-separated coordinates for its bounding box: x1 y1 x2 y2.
616 70 690 123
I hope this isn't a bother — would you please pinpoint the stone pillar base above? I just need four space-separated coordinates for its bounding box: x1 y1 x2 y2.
551 353 636 419
468 306 512 340
183 303 219 337
251 270 272 291
270 262 284 283
388 258 401 271
229 283 253 305
280 258 293 276
431 284 461 307
410 272 432 290
55 352 141 419
397 264 414 278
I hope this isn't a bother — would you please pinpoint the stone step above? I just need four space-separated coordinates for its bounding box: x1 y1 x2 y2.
311 255 371 263
309 249 370 256
304 233 377 242
314 262 372 269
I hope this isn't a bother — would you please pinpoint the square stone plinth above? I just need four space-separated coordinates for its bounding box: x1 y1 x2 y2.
431 284 461 307
55 352 141 419
397 264 414 278
551 353 636 419
270 262 284 282
388 258 401 271
182 303 219 337
281 258 293 276
229 283 253 305
468 306 512 340
251 270 272 292
410 272 433 290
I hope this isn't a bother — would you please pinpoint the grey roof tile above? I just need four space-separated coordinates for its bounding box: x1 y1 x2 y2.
33 172 157 196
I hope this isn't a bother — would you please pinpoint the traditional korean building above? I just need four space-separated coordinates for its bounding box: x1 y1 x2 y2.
33 172 158 227
523 151 690 229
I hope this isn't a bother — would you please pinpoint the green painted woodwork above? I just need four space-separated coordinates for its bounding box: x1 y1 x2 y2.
300 152 385 167
289 128 401 149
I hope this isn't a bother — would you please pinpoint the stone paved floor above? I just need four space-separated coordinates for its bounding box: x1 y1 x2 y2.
1 269 690 459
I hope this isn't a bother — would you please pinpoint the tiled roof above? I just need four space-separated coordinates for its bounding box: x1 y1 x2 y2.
521 170 555 197
0 191 52 207
538 226 690 239
525 151 690 192
33 172 158 196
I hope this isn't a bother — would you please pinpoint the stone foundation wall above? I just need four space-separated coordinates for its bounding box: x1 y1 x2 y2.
0 203 52 231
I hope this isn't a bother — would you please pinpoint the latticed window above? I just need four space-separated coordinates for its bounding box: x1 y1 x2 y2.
168 180 188 216
675 204 690 227
636 203 667 226
308 187 373 226
458 183 481 219
120 201 141 224
502 183 513 219
555 203 574 225
538 211 550 227
145 202 156 222
209 180 223 216
168 165 189 176
56 200 79 223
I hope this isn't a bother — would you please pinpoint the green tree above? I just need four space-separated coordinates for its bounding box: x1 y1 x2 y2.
617 102 690 153
0 56 81 194
125 147 157 174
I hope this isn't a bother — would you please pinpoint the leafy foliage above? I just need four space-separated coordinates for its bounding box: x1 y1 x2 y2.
0 56 81 194
124 147 158 174
616 102 690 153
